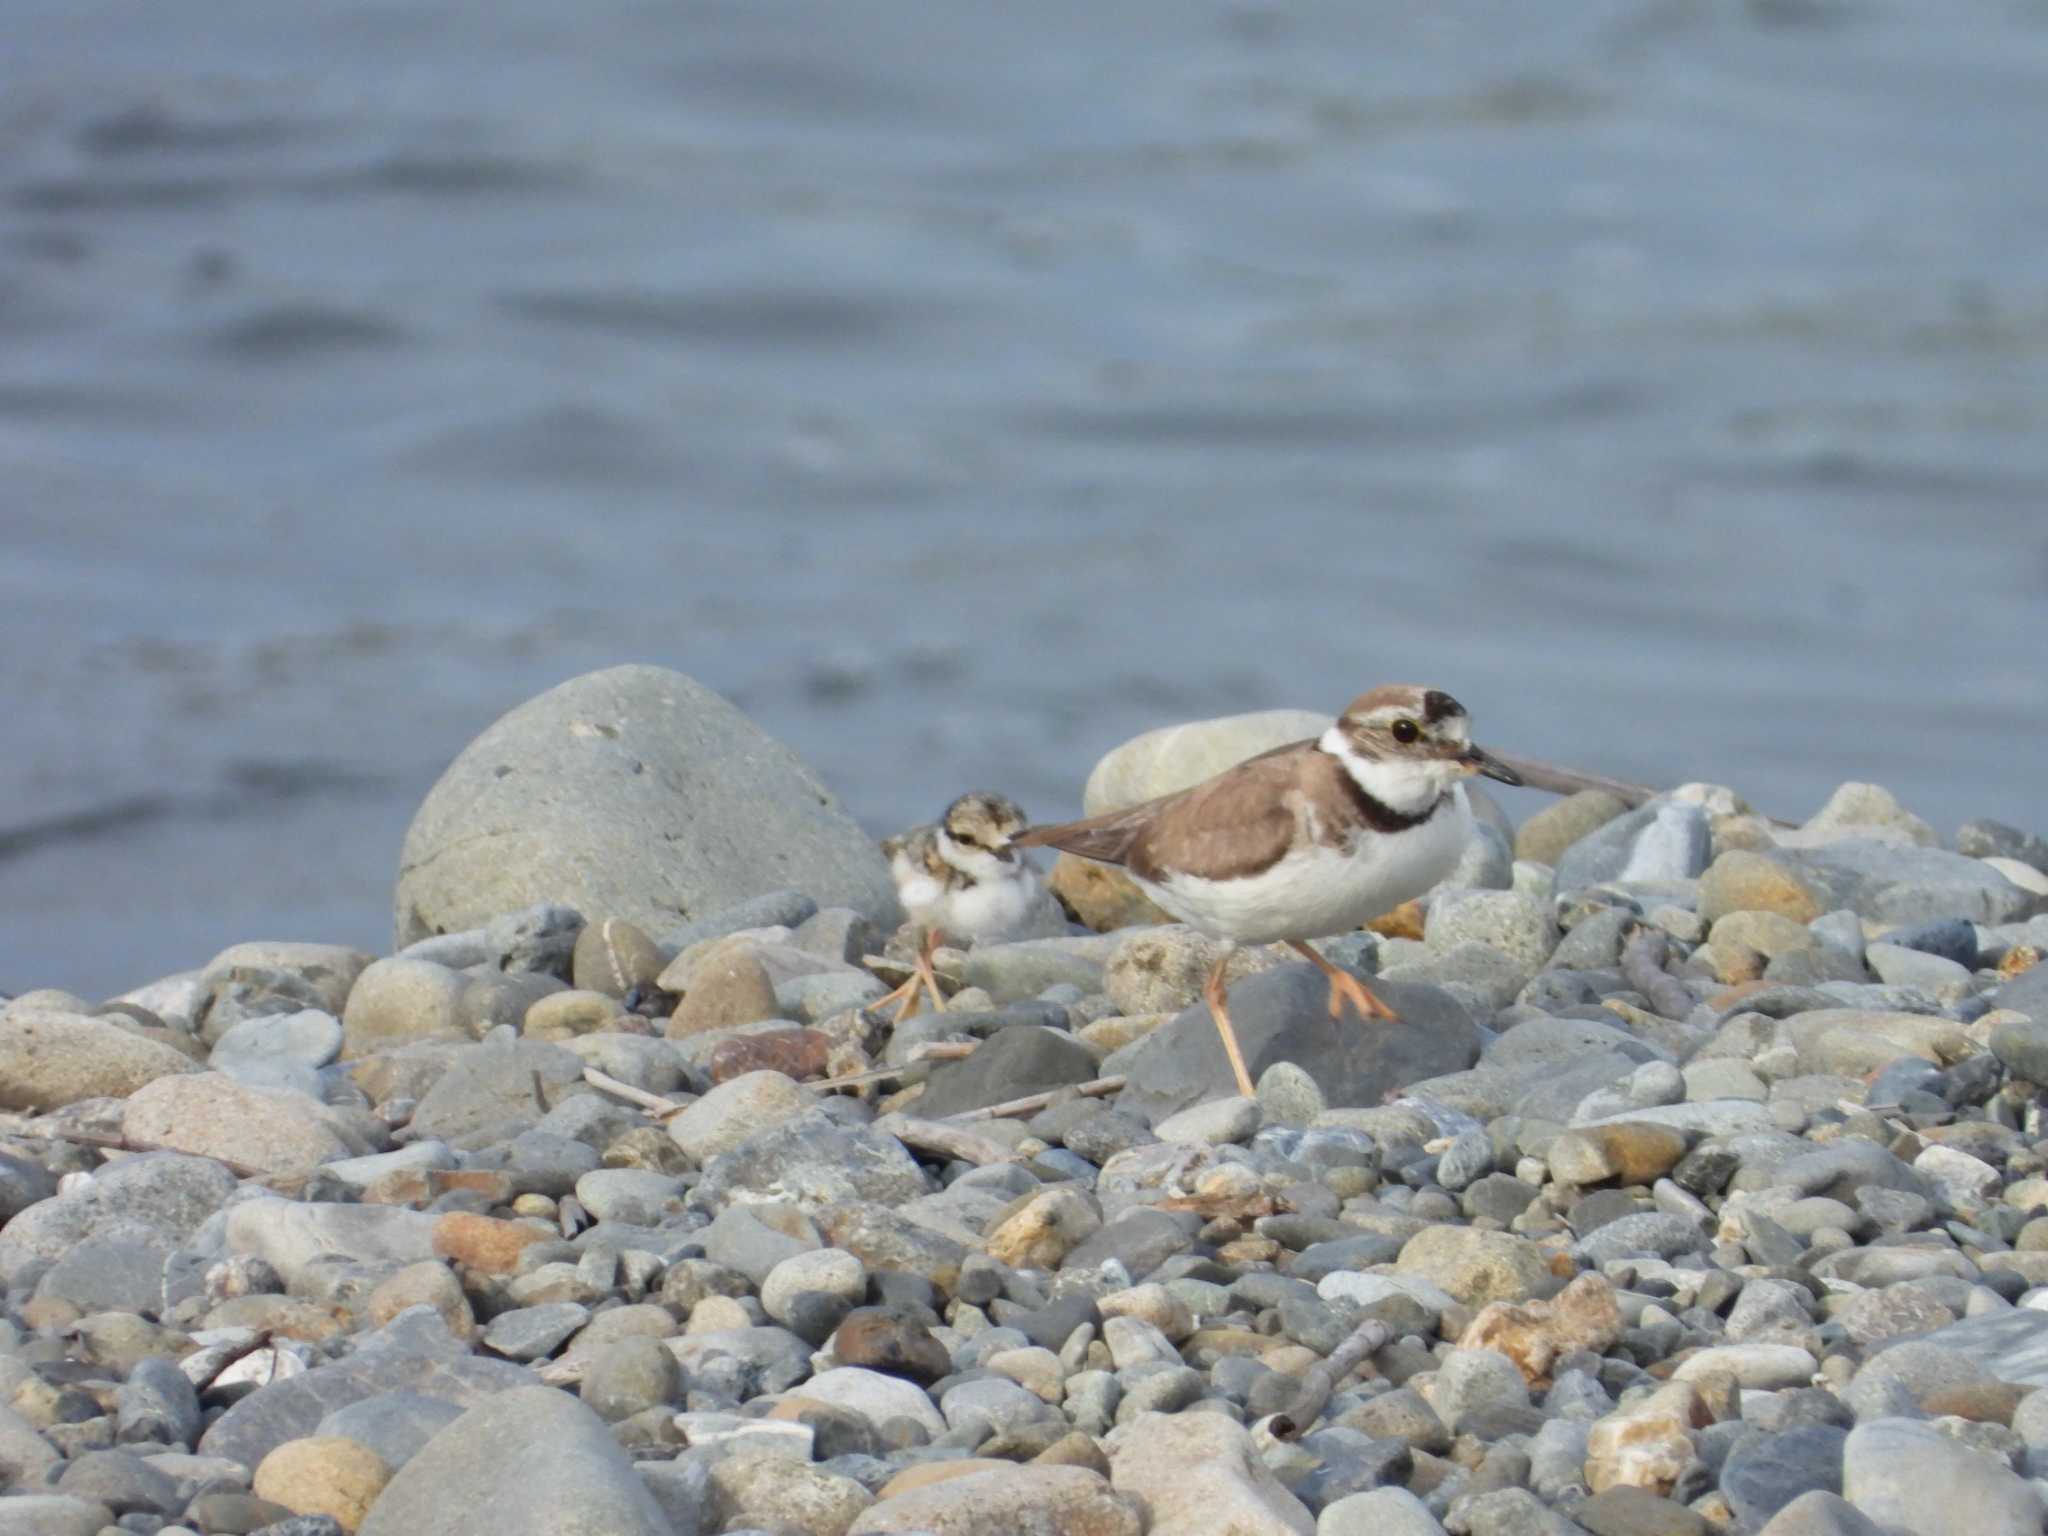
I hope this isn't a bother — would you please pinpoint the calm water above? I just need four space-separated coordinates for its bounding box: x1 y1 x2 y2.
4 0 2046 998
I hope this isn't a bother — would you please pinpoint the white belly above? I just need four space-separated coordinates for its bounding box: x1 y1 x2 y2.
1134 788 1472 944
936 868 1066 944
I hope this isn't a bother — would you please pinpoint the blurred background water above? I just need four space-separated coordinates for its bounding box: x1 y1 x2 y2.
3 0 2046 998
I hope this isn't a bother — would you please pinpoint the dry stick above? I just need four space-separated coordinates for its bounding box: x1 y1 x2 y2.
1621 926 1697 1022
943 1075 1128 1122
581 1068 687 1120
1265 1317 1393 1440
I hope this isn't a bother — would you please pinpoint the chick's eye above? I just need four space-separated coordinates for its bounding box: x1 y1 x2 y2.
953 832 980 849
1391 719 1421 744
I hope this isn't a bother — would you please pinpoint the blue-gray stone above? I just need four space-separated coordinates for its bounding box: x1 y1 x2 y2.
1721 1424 1845 1529
1785 840 2034 927
357 1386 674 1536
116 1357 202 1449
1115 968 1478 1126
316 1391 467 1472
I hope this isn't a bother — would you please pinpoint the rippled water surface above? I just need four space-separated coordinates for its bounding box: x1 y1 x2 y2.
4 1 2046 996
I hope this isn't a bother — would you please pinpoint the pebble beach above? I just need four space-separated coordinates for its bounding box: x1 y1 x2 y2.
4 662 2048 1536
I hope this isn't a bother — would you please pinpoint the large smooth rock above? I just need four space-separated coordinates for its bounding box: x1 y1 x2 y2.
1083 709 1328 815
394 665 899 947
849 1463 1140 1534
0 1009 199 1109
225 1200 441 1288
357 1384 674 1536
0 1497 113 1536
1110 1411 1313 1535
915 1024 1099 1117
1840 1418 2040 1536
0 1153 236 1286
1784 840 2035 926
122 1072 357 1173
1896 1310 2048 1388
202 1316 537 1477
694 1110 929 1214
1114 966 1478 1125
406 1038 594 1150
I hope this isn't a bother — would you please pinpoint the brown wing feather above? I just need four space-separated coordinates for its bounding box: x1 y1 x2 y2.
1016 741 1317 883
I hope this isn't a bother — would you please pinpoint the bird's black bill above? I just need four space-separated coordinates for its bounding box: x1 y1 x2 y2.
1463 746 1523 786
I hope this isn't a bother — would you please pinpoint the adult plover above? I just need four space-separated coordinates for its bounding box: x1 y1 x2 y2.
1016 685 1520 1097
876 791 1066 1018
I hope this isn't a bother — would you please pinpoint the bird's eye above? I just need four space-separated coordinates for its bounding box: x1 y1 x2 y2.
953 832 980 849
1391 719 1421 745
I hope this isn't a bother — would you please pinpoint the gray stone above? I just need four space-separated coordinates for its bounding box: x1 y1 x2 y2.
55 1448 182 1517
0 1150 57 1223
1435 1130 1495 1192
1556 799 1711 890
407 1038 595 1150
199 1319 536 1471
395 666 899 947
1318 1485 1447 1536
915 1024 1099 1118
116 1356 202 1448
664 890 821 953
1958 819 2048 872
315 1392 466 1473
483 1303 591 1362
0 1497 115 1536
357 1385 674 1536
580 1337 681 1421
1573 1212 1710 1267
663 1326 812 1400
1063 1208 1194 1280
209 1007 344 1089
1755 1492 1885 1536
2001 963 2048 1026
1990 1017 2048 1083
1551 908 1634 972
963 938 1112 1003
1722 1425 1845 1529
694 1110 929 1214
1083 708 1329 814
0 1152 237 1287
1426 889 1558 973
34 1224 175 1314
1865 944 1972 992
1784 840 2035 927
1885 917 1981 969
0 1007 200 1110
1115 966 1478 1126
1846 1339 1997 1418
1897 1310 2048 1388
483 902 584 976
1840 1417 2040 1536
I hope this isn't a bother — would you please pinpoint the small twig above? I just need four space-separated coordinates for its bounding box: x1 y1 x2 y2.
872 1113 1018 1167
25 1128 277 1181
581 1068 688 1121
942 1075 1128 1122
1267 1317 1393 1440
1621 926 1698 1022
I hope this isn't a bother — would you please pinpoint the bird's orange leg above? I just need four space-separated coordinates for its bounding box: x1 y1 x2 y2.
872 927 948 1021
1287 940 1400 1022
1203 952 1258 1099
